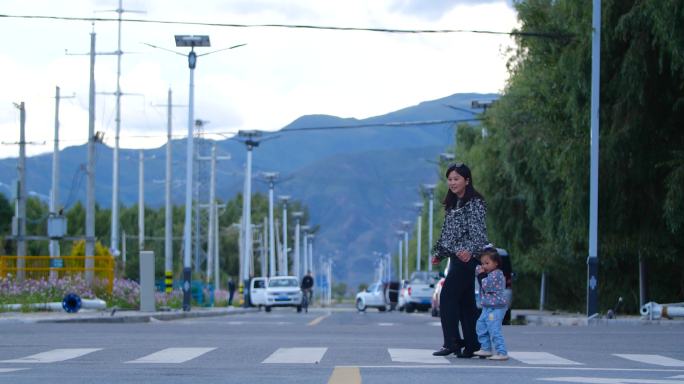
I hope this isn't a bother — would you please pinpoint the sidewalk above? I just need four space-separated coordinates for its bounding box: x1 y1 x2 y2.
512 309 684 326
0 306 257 324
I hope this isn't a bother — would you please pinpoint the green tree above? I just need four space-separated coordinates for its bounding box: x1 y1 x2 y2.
454 0 684 312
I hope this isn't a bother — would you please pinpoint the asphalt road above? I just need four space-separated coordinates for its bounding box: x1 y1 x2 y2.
0 307 683 384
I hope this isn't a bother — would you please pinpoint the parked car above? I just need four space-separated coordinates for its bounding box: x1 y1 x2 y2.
398 271 440 313
355 282 389 312
249 276 303 312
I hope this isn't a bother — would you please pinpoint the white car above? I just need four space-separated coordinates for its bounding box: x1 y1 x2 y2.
399 271 440 313
355 282 388 312
250 276 303 312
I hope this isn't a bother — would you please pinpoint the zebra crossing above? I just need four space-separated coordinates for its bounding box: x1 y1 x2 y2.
0 347 682 369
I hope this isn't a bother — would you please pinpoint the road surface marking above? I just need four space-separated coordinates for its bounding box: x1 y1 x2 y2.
308 314 330 326
614 354 684 367
0 368 28 373
539 377 684 383
0 348 102 363
378 322 395 326
328 366 361 384
262 347 327 364
508 352 582 365
428 321 442 327
388 348 450 364
126 347 216 364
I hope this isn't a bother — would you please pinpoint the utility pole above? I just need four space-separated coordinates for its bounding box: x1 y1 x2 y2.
301 226 310 275
138 150 145 252
198 143 229 288
104 0 145 259
292 211 304 279
49 87 73 280
278 196 291 276
261 218 268 277
154 88 185 293
85 28 97 283
14 102 27 282
414 202 424 272
423 184 436 273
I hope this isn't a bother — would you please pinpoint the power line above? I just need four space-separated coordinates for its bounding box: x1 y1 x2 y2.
0 14 573 39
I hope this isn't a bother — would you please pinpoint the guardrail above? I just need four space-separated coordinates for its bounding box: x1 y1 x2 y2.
0 255 115 293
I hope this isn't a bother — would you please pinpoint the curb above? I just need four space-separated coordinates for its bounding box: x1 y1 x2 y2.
0 307 258 324
516 312 684 326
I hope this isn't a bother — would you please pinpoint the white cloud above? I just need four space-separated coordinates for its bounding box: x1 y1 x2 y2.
0 0 518 158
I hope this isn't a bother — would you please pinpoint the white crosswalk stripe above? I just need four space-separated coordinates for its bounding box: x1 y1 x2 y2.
126 348 216 364
0 348 102 363
614 354 684 367
262 347 327 364
508 351 582 365
0 368 29 373
388 348 450 364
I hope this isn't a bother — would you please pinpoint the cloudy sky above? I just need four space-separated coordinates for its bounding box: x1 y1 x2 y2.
0 0 518 159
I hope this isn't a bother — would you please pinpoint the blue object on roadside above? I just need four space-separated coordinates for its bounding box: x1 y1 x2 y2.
62 293 82 313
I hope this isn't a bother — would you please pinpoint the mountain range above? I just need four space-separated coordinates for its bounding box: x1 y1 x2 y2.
0 92 497 289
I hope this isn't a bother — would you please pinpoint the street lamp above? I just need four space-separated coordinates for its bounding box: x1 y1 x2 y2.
401 221 411 279
261 172 279 277
395 231 404 282
278 195 291 276
292 211 304 279
301 225 310 274
422 184 436 273
413 202 424 272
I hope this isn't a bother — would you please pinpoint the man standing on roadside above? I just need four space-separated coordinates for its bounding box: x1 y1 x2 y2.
227 277 236 306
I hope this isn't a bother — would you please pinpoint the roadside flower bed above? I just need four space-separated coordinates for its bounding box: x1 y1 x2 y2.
0 276 190 311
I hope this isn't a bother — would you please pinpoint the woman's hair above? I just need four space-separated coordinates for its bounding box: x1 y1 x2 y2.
442 162 484 209
480 247 501 267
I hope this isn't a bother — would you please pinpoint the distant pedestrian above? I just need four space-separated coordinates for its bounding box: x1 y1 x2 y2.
227 277 236 306
474 247 509 360
431 162 489 358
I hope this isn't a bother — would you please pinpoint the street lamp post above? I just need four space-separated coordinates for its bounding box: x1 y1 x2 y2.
423 184 436 273
396 231 404 282
278 195 291 276
414 202 424 272
301 225 310 275
262 172 279 277
176 34 210 312
401 221 410 279
292 211 304 279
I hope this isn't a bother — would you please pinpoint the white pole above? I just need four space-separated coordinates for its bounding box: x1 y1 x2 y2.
182 48 196 311
293 212 302 279
425 185 435 273
587 0 601 317
138 150 145 252
416 211 422 272
206 144 216 283
280 196 290 276
268 181 275 277
397 237 403 282
164 88 173 293
403 229 409 279
85 29 96 283
49 87 61 279
16 102 26 282
243 148 253 284
110 0 123 258
262 218 268 277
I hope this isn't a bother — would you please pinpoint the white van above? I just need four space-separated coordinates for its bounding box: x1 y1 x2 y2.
250 276 303 312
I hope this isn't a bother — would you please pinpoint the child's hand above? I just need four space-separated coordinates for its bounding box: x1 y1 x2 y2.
475 265 483 274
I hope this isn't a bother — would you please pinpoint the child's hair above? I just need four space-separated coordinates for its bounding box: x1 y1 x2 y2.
480 247 501 267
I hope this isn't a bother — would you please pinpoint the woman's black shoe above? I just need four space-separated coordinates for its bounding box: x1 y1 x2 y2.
456 350 475 358
432 347 454 356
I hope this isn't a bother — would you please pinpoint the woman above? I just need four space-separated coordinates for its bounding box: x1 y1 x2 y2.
431 162 489 358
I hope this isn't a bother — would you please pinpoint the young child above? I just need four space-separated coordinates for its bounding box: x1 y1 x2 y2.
473 247 509 361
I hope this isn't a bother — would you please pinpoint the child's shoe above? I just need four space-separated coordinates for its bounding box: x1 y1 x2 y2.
473 349 493 357
487 354 509 361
